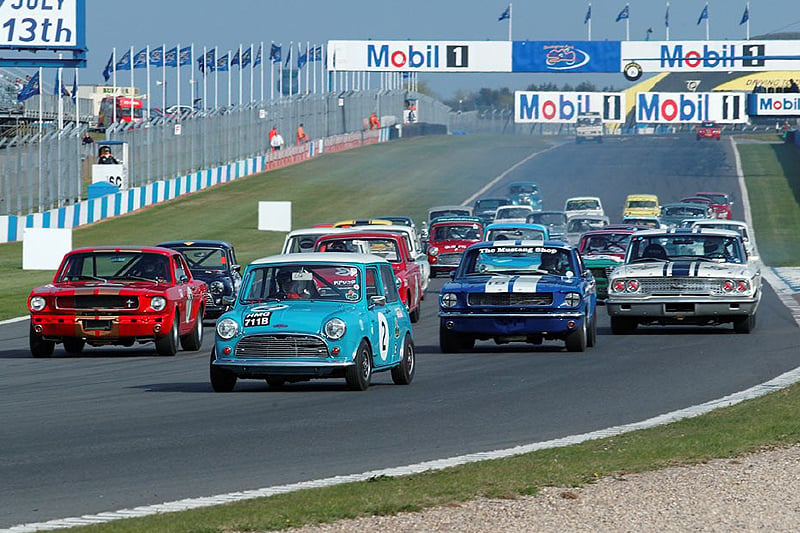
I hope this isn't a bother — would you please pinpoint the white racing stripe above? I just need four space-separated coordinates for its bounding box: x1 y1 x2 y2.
511 276 542 292
485 276 511 293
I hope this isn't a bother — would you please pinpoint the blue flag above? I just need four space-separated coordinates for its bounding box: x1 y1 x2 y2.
179 46 191 66
253 45 262 67
284 46 292 68
645 27 653 41
71 73 78 103
498 5 510 21
665 5 670 27
165 47 178 67
697 4 708 25
53 68 61 95
297 50 308 70
231 49 240 67
197 49 215 74
133 48 148 69
310 45 323 62
269 43 281 63
216 53 229 72
150 46 164 67
740 6 749 25
116 50 131 71
102 53 113 82
241 47 252 67
616 4 629 22
584 5 591 24
17 71 39 102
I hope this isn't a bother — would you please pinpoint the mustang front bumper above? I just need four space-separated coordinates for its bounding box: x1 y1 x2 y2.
31 312 174 340
439 310 585 336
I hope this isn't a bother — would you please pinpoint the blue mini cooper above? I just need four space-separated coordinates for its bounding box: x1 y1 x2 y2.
438 240 597 352
210 253 415 391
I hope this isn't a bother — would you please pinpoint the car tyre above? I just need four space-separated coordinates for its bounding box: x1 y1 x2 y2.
586 313 597 348
733 313 756 334
180 308 204 351
391 333 416 385
30 325 54 358
210 348 237 392
345 339 372 391
409 302 421 323
63 337 85 355
610 316 637 335
156 314 179 356
565 316 587 352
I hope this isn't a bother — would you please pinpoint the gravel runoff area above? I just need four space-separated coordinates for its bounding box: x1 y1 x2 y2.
275 445 800 533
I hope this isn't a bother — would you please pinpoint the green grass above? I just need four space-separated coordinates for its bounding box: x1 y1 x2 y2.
0 135 548 320
64 382 800 532
738 141 800 266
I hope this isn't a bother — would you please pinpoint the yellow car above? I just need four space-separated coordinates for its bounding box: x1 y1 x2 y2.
622 194 660 218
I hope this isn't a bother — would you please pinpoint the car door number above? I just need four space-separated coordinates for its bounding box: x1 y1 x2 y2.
377 311 390 361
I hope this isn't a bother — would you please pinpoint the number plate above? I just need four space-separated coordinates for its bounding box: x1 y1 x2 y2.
243 312 271 327
83 319 112 330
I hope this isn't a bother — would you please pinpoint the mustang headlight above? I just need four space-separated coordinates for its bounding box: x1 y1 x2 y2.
151 296 167 311
29 296 46 312
428 246 439 256
216 318 239 339
210 281 225 294
564 292 582 308
441 292 458 308
323 318 346 340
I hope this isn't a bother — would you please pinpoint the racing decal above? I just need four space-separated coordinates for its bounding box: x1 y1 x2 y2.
244 311 271 327
185 288 193 323
486 276 511 293
377 311 390 361
511 276 542 293
252 304 288 312
670 263 692 277
345 289 359 301
692 262 701 277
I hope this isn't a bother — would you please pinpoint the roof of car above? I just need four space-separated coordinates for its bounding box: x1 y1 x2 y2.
69 245 179 255
690 219 748 228
468 239 573 250
251 252 390 266
430 216 483 225
284 227 359 237
625 193 659 200
316 230 404 241
629 227 742 238
485 222 548 230
579 228 637 237
157 240 234 249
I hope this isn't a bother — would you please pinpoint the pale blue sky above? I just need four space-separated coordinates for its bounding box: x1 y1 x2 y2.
82 0 799 101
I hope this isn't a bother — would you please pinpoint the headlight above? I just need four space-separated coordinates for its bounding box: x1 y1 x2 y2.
441 292 458 308
323 318 346 340
29 296 46 312
625 279 641 293
216 318 239 339
210 281 225 294
564 292 581 307
428 246 439 256
151 296 167 311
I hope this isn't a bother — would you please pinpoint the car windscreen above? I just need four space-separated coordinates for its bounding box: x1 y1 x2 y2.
496 207 532 219
474 199 506 211
486 228 546 241
627 200 657 208
529 213 566 225
663 206 705 217
627 235 745 264
509 184 538 194
430 209 469 219
567 218 608 233
58 251 170 282
580 233 631 254
242 264 361 303
461 245 574 276
172 247 228 271
432 224 482 241
566 199 600 211
286 234 327 253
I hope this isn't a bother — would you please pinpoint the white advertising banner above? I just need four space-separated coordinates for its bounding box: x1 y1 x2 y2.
636 92 748 124
621 40 800 75
327 40 512 72
514 92 626 124
749 94 800 116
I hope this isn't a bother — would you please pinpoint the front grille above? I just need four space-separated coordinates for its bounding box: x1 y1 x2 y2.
437 253 463 266
468 293 553 306
56 295 140 311
235 334 330 358
205 292 215 305
639 278 725 296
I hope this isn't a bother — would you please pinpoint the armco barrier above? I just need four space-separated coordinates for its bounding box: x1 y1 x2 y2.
0 129 387 244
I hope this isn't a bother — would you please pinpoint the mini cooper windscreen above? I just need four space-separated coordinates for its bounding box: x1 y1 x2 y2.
432 224 482 241
241 264 362 302
59 251 171 283
627 235 745 264
461 246 574 277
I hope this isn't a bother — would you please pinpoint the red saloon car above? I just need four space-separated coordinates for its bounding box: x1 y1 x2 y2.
425 216 484 277
696 121 721 140
28 246 208 357
694 192 733 219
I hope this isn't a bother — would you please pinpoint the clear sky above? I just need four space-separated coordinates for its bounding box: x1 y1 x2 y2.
78 0 800 102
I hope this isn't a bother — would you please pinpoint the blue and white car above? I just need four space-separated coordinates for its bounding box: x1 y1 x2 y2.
210 253 415 391
438 240 597 352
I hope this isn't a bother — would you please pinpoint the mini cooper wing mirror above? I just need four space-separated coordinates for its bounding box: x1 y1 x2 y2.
369 295 387 307
222 295 236 306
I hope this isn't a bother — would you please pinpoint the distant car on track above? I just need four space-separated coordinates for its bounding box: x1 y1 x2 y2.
696 121 721 140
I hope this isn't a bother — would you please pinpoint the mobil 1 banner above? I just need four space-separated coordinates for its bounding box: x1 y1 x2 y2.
512 41 620 73
515 92 625 124
636 92 747 124
326 40 511 72
747 94 800 116
620 40 800 80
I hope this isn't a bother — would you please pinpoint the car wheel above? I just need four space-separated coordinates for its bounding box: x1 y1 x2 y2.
345 339 372 391
409 302 421 323
391 333 416 385
565 316 587 352
156 314 179 356
180 308 204 351
586 313 597 348
63 337 85 355
210 348 236 392
30 325 54 358
610 316 637 335
733 313 756 334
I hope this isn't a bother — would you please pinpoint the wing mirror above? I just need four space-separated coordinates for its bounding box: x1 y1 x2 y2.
369 295 387 307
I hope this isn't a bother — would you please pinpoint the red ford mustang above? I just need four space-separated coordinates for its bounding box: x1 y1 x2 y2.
696 121 721 140
28 246 207 357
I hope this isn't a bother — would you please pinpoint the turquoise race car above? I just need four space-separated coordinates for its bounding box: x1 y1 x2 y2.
210 253 415 391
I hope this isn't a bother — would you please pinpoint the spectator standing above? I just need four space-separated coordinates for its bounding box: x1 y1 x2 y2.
82 133 94 146
270 130 284 151
368 111 380 130
296 123 308 145
269 125 277 145
789 79 799 93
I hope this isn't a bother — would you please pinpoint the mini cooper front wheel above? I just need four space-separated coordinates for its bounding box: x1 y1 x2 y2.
345 340 373 391
210 348 237 392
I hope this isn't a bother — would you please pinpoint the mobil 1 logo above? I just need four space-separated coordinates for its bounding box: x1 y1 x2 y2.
741 44 765 68
446 45 468 68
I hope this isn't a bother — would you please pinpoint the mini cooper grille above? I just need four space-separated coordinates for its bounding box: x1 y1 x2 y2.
235 334 330 358
639 278 727 296
437 253 462 266
55 295 140 310
468 293 554 306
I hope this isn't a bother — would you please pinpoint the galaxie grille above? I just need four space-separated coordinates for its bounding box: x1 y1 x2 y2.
639 278 726 296
437 253 462 266
235 334 329 358
468 293 553 306
55 295 140 311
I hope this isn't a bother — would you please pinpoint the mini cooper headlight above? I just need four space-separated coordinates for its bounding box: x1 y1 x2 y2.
564 292 581 307
428 246 439 257
441 292 458 308
151 296 167 311
210 281 225 294
216 318 239 339
29 296 46 312
323 318 346 340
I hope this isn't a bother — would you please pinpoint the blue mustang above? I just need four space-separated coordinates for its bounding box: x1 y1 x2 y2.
438 240 597 352
211 253 415 391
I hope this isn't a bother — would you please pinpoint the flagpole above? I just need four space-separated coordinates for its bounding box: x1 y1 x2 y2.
112 47 117 124
706 3 710 40
587 3 591 40
177 43 182 114
260 42 264 103
238 44 243 107
746 1 750 40
146 45 151 123
666 2 670 41
626 5 630 41
161 43 166 112
508 3 513 41
249 43 254 104
279 43 283 100
270 42 274 102
306 41 310 95
130 45 134 121
214 46 219 110
202 46 207 111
